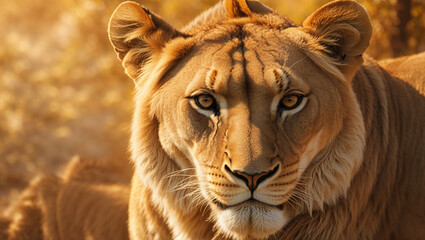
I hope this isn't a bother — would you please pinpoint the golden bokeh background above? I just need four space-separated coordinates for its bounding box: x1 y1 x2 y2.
0 0 424 213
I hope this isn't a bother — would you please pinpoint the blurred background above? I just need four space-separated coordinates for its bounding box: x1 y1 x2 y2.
0 0 424 214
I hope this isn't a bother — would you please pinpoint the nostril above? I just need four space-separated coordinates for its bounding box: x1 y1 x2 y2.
225 165 251 189
256 165 279 187
224 164 280 192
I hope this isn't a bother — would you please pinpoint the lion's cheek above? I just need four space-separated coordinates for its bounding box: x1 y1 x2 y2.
176 103 212 142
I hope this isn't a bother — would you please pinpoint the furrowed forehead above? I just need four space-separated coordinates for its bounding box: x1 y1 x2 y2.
204 39 242 94
185 24 306 97
183 34 247 97
203 65 294 96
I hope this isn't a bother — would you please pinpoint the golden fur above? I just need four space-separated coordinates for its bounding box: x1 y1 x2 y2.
108 0 425 239
379 51 425 95
3 1 424 240
3 157 130 240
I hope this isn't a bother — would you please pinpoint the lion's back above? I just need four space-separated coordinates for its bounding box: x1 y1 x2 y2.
380 51 425 95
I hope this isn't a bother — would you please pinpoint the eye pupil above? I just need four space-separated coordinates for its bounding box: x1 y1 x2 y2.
196 94 214 109
283 96 297 107
280 94 303 110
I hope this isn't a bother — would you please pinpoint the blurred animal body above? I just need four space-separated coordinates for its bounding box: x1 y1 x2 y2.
4 157 129 240
3 0 425 239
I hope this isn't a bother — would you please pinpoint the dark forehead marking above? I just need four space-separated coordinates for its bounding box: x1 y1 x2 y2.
239 26 288 93
208 70 218 89
204 31 244 94
274 70 284 91
239 27 250 100
237 26 254 164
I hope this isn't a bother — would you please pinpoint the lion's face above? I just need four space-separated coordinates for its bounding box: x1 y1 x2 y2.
151 25 355 238
109 0 371 239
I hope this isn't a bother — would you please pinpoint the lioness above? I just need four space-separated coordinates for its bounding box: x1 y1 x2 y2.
108 0 425 239
3 0 424 240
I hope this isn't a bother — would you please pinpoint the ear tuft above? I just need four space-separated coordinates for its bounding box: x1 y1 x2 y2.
108 1 181 80
224 0 253 18
245 0 273 15
224 0 273 19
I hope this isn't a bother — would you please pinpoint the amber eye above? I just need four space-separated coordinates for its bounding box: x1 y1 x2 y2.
195 94 215 109
279 94 303 110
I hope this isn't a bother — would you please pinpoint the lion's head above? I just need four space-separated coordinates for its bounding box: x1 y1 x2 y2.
109 0 371 238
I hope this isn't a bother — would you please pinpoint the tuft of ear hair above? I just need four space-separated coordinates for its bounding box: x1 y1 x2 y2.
108 1 183 80
303 0 372 81
224 0 273 19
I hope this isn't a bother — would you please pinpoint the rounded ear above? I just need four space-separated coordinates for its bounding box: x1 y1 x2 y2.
108 1 182 80
224 0 272 18
302 1 372 80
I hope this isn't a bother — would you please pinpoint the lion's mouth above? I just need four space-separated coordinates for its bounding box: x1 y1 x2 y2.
212 198 284 210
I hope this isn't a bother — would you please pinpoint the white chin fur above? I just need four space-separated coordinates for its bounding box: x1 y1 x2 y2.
216 204 288 239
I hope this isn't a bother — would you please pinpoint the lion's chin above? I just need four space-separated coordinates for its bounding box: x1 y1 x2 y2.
215 201 287 239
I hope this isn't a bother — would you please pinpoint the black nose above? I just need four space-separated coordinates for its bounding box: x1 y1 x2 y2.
225 165 279 192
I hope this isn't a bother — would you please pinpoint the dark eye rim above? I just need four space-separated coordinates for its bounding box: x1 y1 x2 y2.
188 94 220 116
278 94 304 112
